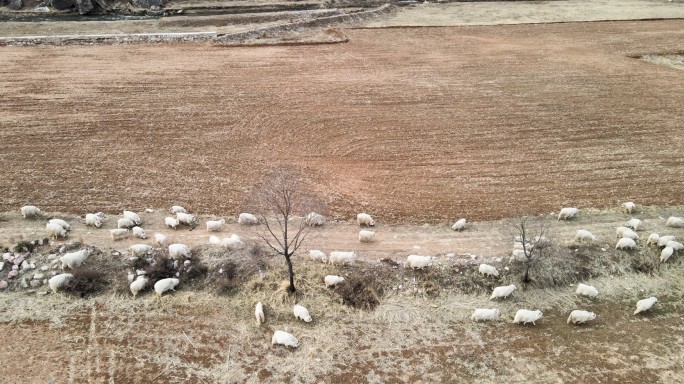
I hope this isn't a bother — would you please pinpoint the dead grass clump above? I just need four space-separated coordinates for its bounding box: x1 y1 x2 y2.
67 268 109 298
334 266 388 310
145 254 176 282
178 259 209 288
14 240 35 253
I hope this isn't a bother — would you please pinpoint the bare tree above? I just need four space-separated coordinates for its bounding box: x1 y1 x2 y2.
512 216 550 284
247 167 323 293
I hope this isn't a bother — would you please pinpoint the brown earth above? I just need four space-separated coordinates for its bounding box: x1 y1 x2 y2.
1 20 683 224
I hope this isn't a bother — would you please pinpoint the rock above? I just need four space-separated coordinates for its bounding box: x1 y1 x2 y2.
136 269 146 276
112 251 120 257
37 291 48 296
12 265 18 271
145 208 155 213
40 266 49 271
183 260 191 266
8 0 23 10
129 256 139 262
47 254 58 260
51 0 74 10
0 262 4 271
76 0 93 14
0 281 7 289
132 0 161 8
33 273 44 280
2 253 12 261
30 280 42 288
20 278 28 288
13 255 25 266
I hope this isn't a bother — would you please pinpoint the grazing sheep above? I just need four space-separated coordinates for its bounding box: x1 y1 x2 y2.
574 229 597 242
622 201 636 214
130 244 153 257
513 242 531 250
154 233 168 246
132 226 147 239
46 223 67 239
154 278 180 299
293 304 312 322
666 216 684 228
490 284 517 300
48 218 71 231
404 255 433 269
616 238 637 250
478 264 499 277
272 330 298 348
170 205 187 214
324 275 345 287
305 212 325 227
221 234 244 250
647 233 660 246
20 205 41 218
657 235 676 247
110 228 129 241
176 212 196 227
620 228 639 240
308 250 327 263
471 308 500 322
60 249 89 269
123 210 142 225
129 276 149 298
451 218 467 231
329 251 356 265
48 273 73 293
666 241 683 251
357 213 375 227
575 283 599 298
567 310 597 325
209 235 221 246
625 218 643 231
615 226 630 238
165 217 180 229
206 219 226 232
634 297 657 315
660 247 674 262
255 302 265 325
513 309 543 325
358 230 376 243
510 249 528 262
238 213 258 225
558 207 579 220
169 244 191 259
117 218 136 229
85 213 102 228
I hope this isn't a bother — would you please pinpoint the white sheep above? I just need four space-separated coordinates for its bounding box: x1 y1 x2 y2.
558 207 579 220
117 218 136 229
206 219 226 232
132 226 147 239
85 213 102 228
272 330 298 348
490 284 516 300
665 216 684 228
130 244 153 257
625 218 643 231
20 205 41 218
170 205 187 214
404 255 433 269
329 251 356 265
567 310 596 324
46 223 67 239
165 217 180 229
358 230 376 243
657 235 676 247
60 249 89 269
357 213 375 226
154 278 180 299
660 247 674 262
176 212 196 227
451 218 466 231
510 249 528 262
574 229 597 242
513 309 543 325
646 233 660 246
622 201 636 214
48 218 71 231
110 228 129 241
169 244 191 259
616 237 637 250
324 275 345 288
255 302 265 325
615 226 630 238
308 250 327 263
666 240 683 251
575 283 598 298
471 308 500 322
293 304 312 322
238 213 258 225
305 212 325 227
221 234 244 250
209 235 221 246
123 210 142 225
513 242 531 250
634 297 657 315
620 228 639 240
478 264 499 277
129 276 149 298
154 233 168 246
48 273 73 293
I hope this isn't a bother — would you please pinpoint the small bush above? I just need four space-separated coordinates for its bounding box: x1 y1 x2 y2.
67 268 109 298
14 240 35 253
335 270 384 310
145 255 176 282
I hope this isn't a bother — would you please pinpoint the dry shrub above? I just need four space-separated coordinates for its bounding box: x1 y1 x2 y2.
67 268 109 298
145 254 176 282
179 259 209 288
335 272 382 310
203 244 272 295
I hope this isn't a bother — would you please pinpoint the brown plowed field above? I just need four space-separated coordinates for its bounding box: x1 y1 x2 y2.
1 20 683 223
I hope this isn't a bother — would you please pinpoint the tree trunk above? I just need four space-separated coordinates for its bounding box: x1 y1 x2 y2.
285 254 296 293
523 263 531 284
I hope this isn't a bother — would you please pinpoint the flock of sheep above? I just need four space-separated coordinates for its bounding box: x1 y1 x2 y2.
12 201 684 349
